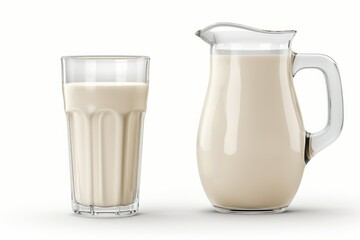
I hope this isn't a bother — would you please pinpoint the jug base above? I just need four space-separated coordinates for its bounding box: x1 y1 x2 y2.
213 205 288 214
71 198 139 217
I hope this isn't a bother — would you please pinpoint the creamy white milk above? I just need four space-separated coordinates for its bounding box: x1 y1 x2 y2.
63 82 148 207
197 54 306 210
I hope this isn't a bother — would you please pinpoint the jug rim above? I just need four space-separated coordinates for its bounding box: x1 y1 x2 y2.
196 22 296 36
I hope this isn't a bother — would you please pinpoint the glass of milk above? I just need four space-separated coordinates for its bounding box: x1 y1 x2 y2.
61 56 150 217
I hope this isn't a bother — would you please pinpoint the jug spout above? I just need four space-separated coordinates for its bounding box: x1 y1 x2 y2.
196 22 296 52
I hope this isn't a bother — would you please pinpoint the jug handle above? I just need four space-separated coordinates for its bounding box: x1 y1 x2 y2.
293 53 344 162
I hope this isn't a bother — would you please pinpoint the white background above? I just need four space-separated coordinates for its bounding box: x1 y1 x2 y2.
0 0 359 239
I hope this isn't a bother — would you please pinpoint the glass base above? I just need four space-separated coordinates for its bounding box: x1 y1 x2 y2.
213 205 288 214
72 198 139 217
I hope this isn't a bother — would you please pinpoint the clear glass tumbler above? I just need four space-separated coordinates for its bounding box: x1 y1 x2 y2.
62 56 150 217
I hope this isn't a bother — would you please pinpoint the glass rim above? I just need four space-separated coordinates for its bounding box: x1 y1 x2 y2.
61 55 150 61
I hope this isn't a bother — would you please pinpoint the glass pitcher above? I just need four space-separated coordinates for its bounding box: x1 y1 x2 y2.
196 23 343 213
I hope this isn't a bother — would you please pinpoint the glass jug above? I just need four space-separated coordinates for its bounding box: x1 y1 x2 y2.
196 23 343 213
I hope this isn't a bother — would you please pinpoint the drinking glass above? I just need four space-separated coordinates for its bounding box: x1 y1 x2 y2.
62 56 150 216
